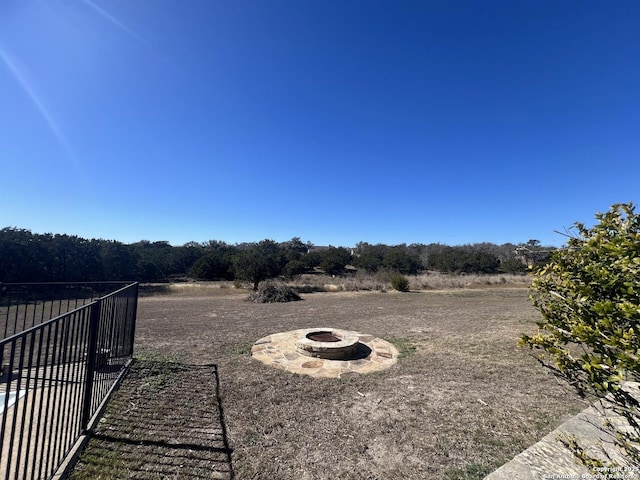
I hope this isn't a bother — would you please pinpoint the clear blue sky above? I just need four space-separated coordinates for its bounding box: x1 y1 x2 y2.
1 1 638 247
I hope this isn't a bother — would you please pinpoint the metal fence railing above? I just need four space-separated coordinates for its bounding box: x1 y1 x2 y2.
0 282 138 480
0 282 131 340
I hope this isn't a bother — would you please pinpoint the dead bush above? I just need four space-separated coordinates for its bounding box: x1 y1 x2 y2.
247 279 302 303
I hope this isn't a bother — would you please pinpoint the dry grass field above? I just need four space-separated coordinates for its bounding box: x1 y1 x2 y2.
71 284 585 480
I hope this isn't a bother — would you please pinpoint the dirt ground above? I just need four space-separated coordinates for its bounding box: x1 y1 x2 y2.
72 287 585 479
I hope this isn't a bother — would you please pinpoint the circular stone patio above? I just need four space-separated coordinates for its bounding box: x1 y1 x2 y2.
251 328 399 378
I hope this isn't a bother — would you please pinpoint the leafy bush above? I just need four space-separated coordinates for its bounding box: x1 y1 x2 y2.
519 203 640 468
390 274 410 292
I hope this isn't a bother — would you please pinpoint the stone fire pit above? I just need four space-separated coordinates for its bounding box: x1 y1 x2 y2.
251 328 399 378
295 328 360 360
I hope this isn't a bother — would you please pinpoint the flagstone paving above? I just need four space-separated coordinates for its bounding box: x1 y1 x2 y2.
251 328 399 378
484 382 640 480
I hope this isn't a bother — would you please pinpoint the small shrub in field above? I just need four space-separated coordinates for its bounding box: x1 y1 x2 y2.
390 274 410 292
247 279 302 303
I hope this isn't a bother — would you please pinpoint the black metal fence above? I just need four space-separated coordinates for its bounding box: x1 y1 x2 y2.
0 282 138 480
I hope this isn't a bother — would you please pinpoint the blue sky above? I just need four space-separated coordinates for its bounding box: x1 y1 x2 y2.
1 1 639 247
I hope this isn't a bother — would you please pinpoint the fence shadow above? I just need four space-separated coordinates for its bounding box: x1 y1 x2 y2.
70 362 234 480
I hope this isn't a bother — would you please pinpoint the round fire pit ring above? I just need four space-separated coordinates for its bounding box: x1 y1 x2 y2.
295 328 360 360
251 328 399 378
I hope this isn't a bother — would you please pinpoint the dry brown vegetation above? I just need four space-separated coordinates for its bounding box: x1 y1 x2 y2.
71 284 584 480
289 272 531 293
248 279 302 303
138 272 532 297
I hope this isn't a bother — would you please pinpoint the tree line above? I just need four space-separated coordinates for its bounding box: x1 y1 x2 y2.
0 227 553 286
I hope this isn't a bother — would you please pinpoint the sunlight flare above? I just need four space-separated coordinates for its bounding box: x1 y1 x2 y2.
0 46 75 158
79 0 145 42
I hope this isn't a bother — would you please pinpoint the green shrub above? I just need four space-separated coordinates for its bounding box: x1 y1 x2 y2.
390 274 410 292
520 202 640 468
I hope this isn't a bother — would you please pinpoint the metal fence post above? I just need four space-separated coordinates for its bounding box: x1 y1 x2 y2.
128 283 139 357
81 298 100 431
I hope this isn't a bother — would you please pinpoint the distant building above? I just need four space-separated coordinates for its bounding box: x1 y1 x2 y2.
306 246 330 254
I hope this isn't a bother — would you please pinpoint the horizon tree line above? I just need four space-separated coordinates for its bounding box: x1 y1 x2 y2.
0 227 554 285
